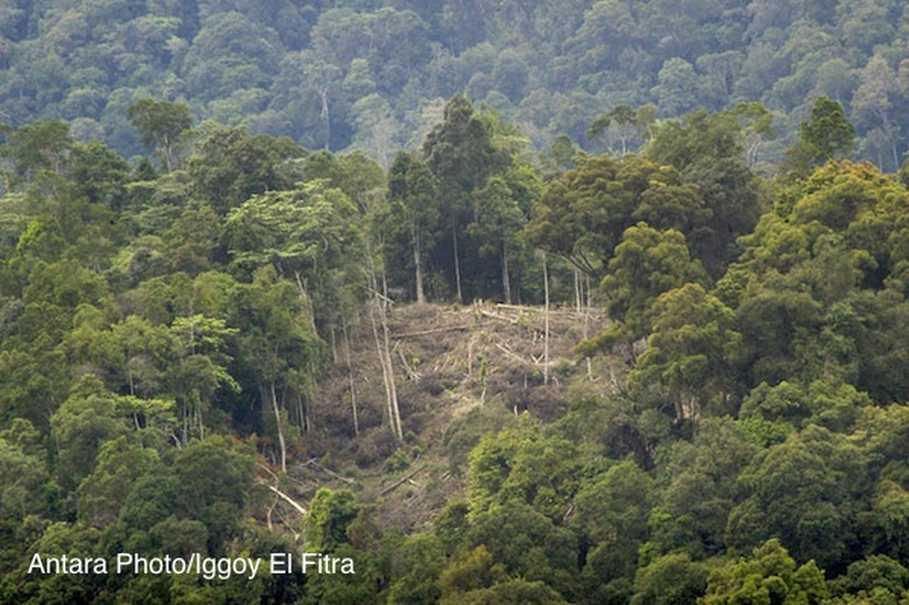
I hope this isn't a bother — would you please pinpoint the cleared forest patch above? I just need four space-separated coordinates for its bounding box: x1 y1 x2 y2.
260 302 625 534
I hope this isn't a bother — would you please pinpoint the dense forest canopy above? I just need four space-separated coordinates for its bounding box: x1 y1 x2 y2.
2 2 909 604
0 0 908 170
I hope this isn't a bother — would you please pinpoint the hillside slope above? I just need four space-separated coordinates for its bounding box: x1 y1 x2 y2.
263 301 619 533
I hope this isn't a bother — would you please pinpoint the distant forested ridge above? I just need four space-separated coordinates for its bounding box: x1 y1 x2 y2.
0 0 908 169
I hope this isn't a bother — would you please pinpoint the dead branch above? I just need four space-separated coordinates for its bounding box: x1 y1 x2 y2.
392 325 471 338
478 309 519 324
312 461 356 484
257 481 308 515
367 287 396 306
379 465 426 496
495 342 538 367
396 345 421 381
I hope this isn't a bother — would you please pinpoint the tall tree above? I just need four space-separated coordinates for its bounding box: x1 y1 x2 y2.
423 96 506 302
127 99 193 172
387 152 440 304
785 96 856 176
469 165 540 303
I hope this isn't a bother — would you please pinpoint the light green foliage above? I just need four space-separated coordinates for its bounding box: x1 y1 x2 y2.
741 379 872 433
305 488 359 553
647 109 764 276
385 152 441 301
632 283 743 421
467 418 579 521
601 223 708 338
0 434 50 519
187 123 302 214
468 164 541 301
224 179 364 329
447 579 570 605
438 545 506 600
526 155 706 278
0 120 73 183
829 556 909 603
77 436 159 527
466 502 578 599
701 539 829 605
1 522 105 604
170 436 255 552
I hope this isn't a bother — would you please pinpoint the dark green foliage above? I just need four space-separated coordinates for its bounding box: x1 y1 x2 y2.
631 552 708 605
787 97 858 176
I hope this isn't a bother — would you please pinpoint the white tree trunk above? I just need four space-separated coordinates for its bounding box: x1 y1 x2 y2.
414 225 425 304
502 249 511 304
452 222 462 303
342 321 359 437
270 382 287 474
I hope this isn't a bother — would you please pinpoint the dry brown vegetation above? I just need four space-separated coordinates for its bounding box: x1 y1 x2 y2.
261 301 625 533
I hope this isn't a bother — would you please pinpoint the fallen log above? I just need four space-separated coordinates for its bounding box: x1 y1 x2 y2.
379 465 426 496
392 325 471 338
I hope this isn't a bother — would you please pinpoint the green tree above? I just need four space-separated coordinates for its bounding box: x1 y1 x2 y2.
469 164 540 303
423 95 506 301
574 461 654 598
127 98 193 171
49 377 129 491
386 152 440 304
630 552 708 605
231 268 323 473
600 223 707 340
786 97 856 175
726 426 866 571
306 488 359 552
701 539 829 605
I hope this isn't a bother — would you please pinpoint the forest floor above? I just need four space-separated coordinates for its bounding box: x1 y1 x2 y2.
257 301 625 535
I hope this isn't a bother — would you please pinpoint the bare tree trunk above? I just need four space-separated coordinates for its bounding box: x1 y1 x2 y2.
330 325 338 364
296 392 305 430
414 225 425 304
574 269 582 312
197 402 205 440
501 250 511 304
542 252 550 386
452 222 462 303
293 271 319 333
368 298 403 442
585 274 593 381
270 382 287 473
380 300 403 441
364 236 402 441
368 303 393 431
319 88 331 150
342 320 359 437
